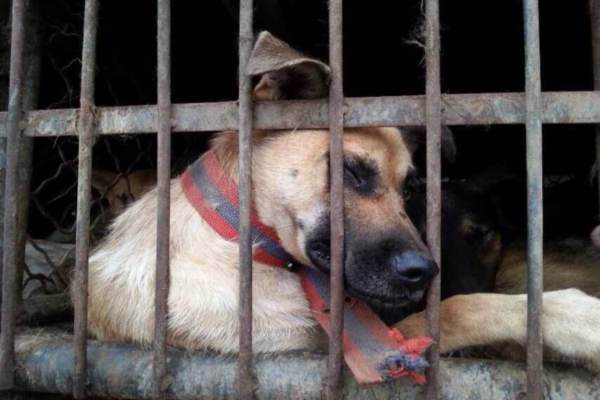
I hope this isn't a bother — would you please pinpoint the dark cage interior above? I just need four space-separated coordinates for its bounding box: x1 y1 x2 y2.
23 0 598 243
0 0 599 397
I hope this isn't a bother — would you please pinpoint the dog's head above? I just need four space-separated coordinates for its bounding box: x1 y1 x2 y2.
92 169 156 216
219 32 440 316
244 127 437 317
406 177 503 303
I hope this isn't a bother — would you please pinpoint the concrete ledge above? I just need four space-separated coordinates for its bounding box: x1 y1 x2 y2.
12 329 600 399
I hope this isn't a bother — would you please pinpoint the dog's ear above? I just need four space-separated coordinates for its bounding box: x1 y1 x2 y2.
247 31 331 100
401 125 457 164
592 225 600 249
465 165 520 195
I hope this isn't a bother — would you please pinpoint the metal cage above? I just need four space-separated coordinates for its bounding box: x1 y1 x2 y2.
1 0 600 399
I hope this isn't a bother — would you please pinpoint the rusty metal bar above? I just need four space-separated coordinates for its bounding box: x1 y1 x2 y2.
2 92 600 137
327 0 344 399
1 0 42 336
424 0 442 398
73 0 100 398
237 0 254 398
524 0 544 398
153 0 171 398
0 0 27 390
591 0 600 211
14 0 42 342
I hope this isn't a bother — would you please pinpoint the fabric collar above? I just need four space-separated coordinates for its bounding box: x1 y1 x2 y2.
180 149 431 384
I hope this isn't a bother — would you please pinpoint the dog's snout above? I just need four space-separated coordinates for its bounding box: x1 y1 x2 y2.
389 251 438 286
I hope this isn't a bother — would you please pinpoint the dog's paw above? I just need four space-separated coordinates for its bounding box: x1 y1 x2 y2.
542 289 600 372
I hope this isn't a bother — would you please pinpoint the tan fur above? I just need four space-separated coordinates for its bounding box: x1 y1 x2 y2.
85 127 412 353
495 241 600 297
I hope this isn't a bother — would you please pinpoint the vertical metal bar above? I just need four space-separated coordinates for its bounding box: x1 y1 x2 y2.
153 0 172 398
73 0 99 397
424 0 442 398
591 0 600 209
14 0 42 332
238 0 254 399
524 0 544 398
1 0 41 333
327 0 344 399
0 0 26 389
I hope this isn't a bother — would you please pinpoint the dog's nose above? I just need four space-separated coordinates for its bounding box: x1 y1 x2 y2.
389 250 438 286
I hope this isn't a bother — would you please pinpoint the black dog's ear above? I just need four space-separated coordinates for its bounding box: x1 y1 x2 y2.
592 225 600 249
401 125 457 164
247 31 331 100
466 164 520 195
590 162 598 186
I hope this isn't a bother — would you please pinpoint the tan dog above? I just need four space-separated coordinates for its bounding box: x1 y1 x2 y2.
85 33 437 354
92 169 156 216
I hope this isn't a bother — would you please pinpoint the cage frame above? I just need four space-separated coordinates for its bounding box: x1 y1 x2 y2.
0 0 599 399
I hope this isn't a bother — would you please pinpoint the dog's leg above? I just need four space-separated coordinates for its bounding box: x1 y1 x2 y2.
395 289 600 371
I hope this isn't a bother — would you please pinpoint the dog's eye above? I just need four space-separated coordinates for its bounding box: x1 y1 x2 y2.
464 222 496 245
344 163 363 187
403 185 412 200
343 158 377 195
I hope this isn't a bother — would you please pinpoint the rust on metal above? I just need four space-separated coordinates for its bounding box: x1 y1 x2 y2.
237 0 255 398
524 0 544 398
0 0 27 390
153 0 172 398
14 1 43 333
327 0 345 398
591 0 600 210
424 0 442 398
3 92 600 139
73 0 100 398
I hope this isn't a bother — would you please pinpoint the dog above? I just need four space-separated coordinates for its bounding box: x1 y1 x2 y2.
400 173 600 371
84 32 438 356
45 169 156 244
91 169 157 216
84 32 600 374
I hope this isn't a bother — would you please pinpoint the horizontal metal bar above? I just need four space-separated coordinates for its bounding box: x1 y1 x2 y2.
2 92 600 138
13 331 600 399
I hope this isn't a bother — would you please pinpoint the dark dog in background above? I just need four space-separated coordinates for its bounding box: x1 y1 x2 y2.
400 166 600 371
